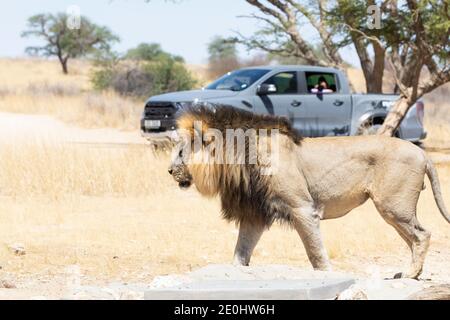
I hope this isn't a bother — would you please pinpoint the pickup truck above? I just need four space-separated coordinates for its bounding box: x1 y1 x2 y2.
141 65 426 142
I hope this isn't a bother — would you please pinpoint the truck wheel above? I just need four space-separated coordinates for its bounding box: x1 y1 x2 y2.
357 123 383 136
357 121 400 137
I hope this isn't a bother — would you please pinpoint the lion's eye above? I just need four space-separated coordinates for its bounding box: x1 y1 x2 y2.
179 149 183 158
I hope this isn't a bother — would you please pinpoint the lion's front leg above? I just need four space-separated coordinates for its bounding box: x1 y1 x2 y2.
233 219 265 266
293 206 332 271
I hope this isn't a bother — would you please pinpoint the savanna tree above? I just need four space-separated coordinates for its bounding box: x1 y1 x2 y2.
375 0 449 135
22 13 119 74
236 0 449 135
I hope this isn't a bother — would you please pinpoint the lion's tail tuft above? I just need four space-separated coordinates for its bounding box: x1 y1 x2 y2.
426 158 450 224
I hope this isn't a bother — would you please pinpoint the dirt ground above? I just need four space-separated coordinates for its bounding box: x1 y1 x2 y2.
0 112 449 299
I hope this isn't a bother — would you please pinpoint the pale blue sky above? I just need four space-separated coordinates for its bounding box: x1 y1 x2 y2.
0 0 359 65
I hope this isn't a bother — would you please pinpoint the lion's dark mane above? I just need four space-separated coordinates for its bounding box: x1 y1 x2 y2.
177 104 302 227
178 104 303 145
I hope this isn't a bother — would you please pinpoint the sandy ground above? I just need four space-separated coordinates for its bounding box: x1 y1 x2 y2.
0 112 145 146
0 112 449 299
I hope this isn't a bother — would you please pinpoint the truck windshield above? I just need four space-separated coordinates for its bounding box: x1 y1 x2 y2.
205 69 270 91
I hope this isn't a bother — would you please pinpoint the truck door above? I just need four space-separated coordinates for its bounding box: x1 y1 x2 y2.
292 71 352 137
252 71 310 136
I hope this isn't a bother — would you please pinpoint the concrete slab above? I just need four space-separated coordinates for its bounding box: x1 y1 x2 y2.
144 264 355 300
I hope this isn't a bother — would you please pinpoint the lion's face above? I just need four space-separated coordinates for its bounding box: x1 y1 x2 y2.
168 141 193 189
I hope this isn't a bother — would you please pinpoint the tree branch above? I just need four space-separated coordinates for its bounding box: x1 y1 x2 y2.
244 0 340 67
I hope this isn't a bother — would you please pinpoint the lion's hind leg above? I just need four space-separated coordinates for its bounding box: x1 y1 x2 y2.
371 190 431 279
381 213 430 279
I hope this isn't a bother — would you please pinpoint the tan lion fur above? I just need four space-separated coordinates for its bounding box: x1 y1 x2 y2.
169 105 450 278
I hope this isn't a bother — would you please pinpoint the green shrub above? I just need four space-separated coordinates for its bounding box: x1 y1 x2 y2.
143 58 196 96
91 44 196 98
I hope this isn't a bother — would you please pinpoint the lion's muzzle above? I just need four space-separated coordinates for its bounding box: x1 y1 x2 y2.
168 163 193 190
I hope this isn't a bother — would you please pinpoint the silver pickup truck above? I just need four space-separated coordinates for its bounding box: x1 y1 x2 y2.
141 65 426 142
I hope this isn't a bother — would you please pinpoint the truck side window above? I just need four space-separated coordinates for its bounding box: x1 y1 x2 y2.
263 72 297 94
305 72 338 94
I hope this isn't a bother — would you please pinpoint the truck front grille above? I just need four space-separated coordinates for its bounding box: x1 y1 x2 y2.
144 102 177 119
142 101 178 132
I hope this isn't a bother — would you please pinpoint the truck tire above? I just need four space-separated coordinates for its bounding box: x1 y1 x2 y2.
358 123 383 136
357 119 400 137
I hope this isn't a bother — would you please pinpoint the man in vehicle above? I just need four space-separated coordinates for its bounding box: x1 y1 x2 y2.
310 76 334 94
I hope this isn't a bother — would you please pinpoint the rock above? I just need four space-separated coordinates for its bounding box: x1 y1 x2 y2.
145 264 355 300
336 284 368 300
408 284 450 300
149 275 191 289
0 280 16 289
8 243 26 256
119 290 144 300
391 281 407 289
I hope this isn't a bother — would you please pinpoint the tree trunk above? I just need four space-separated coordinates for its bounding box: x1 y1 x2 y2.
343 4 385 94
377 96 412 136
61 60 68 74
365 73 383 93
368 42 385 93
351 35 384 93
57 54 69 74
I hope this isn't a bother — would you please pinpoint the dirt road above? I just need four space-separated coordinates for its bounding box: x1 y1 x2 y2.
0 112 146 146
2 111 449 160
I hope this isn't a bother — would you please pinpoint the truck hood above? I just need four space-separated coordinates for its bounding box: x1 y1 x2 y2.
146 89 239 103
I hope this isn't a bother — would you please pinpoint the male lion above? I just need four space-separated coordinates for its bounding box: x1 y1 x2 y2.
168 105 449 279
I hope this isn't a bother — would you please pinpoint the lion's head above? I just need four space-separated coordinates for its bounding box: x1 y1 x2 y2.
168 105 302 199
168 141 193 189
168 130 222 196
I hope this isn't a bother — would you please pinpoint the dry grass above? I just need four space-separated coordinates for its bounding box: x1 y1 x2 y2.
0 58 141 130
1 58 449 134
0 58 91 91
0 58 449 286
0 143 165 199
0 143 449 282
0 91 142 130
186 64 211 87
422 84 450 148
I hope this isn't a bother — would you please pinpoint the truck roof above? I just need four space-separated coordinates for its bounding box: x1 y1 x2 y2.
239 65 342 73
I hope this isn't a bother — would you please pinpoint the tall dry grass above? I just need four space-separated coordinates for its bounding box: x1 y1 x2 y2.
0 142 449 281
0 143 168 199
422 83 450 148
0 58 142 130
0 58 449 283
0 90 142 130
0 58 90 91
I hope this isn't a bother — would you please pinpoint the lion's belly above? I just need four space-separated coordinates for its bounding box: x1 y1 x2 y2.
321 192 370 219
296 138 380 219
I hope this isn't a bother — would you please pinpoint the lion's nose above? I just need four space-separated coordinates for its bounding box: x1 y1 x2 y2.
168 169 173 175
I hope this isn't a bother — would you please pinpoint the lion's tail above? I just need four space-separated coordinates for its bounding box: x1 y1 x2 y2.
426 158 450 224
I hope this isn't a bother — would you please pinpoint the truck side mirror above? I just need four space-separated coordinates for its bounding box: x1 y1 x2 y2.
257 84 277 95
